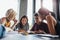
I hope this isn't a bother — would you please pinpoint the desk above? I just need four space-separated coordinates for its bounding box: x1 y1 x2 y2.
1 31 60 40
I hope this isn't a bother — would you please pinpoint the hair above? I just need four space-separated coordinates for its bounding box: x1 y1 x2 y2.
19 15 28 28
50 12 55 18
34 13 39 17
20 15 28 24
38 8 49 16
6 9 16 21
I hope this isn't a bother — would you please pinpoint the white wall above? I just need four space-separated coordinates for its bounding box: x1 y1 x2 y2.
0 0 19 20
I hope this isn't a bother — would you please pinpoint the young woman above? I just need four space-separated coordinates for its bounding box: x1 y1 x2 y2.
38 8 57 35
1 9 17 31
15 15 29 32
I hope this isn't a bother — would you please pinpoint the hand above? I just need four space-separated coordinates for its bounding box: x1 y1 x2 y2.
18 30 28 35
38 30 46 34
18 30 24 32
13 19 17 24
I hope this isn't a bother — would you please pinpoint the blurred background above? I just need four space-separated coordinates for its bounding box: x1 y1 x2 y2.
0 0 60 29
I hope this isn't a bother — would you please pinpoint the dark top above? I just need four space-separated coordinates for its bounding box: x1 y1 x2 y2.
14 23 29 31
55 21 60 34
31 22 49 33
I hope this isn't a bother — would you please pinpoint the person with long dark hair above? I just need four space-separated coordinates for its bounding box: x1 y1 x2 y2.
15 15 29 33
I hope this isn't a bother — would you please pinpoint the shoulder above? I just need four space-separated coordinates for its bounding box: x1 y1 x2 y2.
32 23 36 27
41 22 47 24
40 22 48 26
25 23 29 27
16 23 20 27
27 23 29 25
33 23 38 27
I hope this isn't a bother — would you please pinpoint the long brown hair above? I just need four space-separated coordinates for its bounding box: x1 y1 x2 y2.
19 15 28 28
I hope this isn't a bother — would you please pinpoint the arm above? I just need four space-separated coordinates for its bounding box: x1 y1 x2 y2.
11 19 18 30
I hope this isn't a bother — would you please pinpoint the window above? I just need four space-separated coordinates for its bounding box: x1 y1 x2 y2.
35 0 41 12
35 0 53 12
0 0 19 20
27 0 33 26
43 0 53 12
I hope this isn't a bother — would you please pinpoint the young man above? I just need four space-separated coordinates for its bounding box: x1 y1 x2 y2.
31 13 49 34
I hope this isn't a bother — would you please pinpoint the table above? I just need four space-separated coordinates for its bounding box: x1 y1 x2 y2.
0 31 60 40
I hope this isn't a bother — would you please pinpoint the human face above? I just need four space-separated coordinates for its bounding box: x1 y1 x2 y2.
21 18 27 25
34 16 41 23
7 14 15 21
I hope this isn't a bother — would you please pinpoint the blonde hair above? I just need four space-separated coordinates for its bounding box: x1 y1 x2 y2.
6 9 16 20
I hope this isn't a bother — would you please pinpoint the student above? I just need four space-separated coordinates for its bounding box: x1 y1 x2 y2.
1 9 17 30
15 15 29 32
2 9 16 27
31 13 49 34
38 8 57 35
